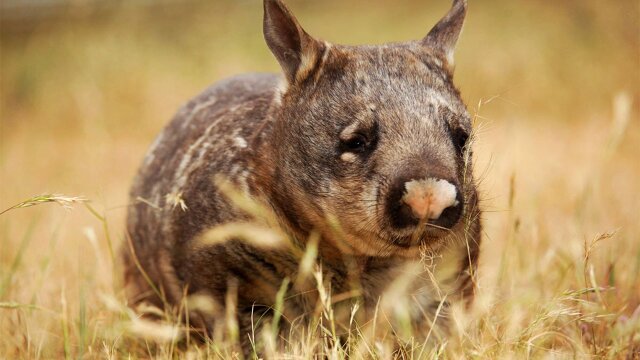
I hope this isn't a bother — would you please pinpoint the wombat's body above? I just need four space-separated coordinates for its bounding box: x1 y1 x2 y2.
124 0 481 349
125 74 278 306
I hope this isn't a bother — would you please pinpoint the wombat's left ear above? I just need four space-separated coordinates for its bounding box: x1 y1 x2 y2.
263 0 323 84
422 0 467 69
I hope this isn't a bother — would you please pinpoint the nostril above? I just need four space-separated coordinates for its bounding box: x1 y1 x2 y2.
430 198 463 229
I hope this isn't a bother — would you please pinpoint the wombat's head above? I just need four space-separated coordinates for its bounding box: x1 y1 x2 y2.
263 0 477 256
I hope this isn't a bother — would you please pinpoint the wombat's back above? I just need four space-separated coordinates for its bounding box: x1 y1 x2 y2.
124 73 279 308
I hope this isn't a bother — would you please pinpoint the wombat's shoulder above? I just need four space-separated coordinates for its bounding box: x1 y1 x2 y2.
187 73 281 112
174 72 281 136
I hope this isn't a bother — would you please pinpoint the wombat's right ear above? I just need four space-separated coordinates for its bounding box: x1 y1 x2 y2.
422 0 467 70
263 0 323 84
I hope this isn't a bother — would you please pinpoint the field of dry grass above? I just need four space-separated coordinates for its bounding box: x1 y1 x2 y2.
1 0 639 358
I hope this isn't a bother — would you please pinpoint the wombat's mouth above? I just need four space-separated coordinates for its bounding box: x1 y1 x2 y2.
389 224 450 248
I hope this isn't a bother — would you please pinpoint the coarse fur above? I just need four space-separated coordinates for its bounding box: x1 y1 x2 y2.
123 0 481 352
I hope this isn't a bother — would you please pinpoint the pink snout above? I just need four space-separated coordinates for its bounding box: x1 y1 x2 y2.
402 178 459 220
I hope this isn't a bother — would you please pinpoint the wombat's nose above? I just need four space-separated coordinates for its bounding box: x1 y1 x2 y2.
402 178 457 218
388 177 463 229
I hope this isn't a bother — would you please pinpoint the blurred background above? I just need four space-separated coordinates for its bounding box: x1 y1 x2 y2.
1 0 637 204
1 0 638 357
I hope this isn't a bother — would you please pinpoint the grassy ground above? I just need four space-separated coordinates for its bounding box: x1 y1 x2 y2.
1 0 639 358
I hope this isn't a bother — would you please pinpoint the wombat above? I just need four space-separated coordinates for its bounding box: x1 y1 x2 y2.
124 0 481 351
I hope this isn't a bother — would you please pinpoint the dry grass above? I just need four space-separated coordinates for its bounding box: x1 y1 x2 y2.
1 0 639 358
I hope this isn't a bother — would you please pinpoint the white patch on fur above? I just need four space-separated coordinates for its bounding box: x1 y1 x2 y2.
444 50 454 68
234 137 247 148
340 152 357 162
180 96 218 130
162 96 224 203
295 41 331 84
402 178 458 220
296 52 315 81
339 123 361 141
238 169 250 193
273 78 288 105
229 164 242 176
170 122 220 197
321 41 332 57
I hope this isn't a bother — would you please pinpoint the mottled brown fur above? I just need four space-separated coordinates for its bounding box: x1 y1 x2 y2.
124 0 481 352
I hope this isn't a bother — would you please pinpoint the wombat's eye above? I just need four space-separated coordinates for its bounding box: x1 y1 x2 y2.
453 128 469 153
342 134 368 152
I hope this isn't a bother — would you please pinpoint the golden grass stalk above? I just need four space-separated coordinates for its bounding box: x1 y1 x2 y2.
198 222 286 249
0 194 88 216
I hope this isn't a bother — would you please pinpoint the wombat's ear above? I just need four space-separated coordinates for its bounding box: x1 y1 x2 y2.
263 0 323 84
422 0 467 69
